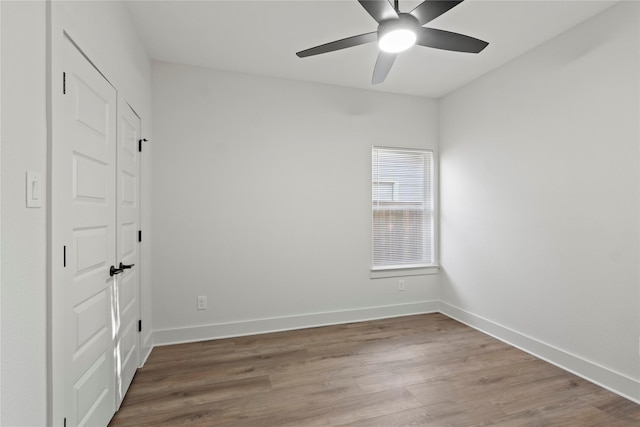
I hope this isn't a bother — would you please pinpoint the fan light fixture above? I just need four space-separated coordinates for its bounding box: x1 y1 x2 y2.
379 28 416 53
296 0 489 85
377 14 420 53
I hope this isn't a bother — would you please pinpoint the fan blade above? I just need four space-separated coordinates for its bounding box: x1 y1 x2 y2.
372 51 396 84
358 0 398 23
296 32 377 58
416 27 488 53
410 0 465 26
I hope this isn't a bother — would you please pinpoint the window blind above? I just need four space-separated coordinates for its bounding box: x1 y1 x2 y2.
372 147 434 269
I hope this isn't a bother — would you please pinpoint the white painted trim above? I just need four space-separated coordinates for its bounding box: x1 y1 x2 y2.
153 301 439 346
439 302 640 404
148 300 639 405
370 266 439 279
0 2 3 425
139 332 153 367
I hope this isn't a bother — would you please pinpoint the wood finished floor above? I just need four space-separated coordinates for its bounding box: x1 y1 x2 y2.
109 313 639 426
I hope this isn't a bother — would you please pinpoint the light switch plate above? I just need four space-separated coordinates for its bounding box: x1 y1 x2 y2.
26 171 42 208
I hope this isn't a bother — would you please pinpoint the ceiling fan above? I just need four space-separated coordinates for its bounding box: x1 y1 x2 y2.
296 0 489 84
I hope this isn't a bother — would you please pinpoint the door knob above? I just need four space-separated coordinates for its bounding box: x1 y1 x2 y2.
119 262 135 270
110 265 124 276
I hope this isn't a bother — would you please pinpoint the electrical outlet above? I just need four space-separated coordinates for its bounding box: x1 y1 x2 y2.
197 296 207 310
398 280 405 292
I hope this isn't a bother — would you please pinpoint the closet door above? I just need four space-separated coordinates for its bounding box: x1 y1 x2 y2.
57 36 117 427
115 101 141 407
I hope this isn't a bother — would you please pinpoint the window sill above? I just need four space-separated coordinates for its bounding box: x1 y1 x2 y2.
370 265 439 279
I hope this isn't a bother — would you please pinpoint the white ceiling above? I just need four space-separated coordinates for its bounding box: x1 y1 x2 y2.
125 0 619 98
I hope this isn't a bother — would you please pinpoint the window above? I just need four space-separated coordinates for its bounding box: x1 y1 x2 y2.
372 147 435 271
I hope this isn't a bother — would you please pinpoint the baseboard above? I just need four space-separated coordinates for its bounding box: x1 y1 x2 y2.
148 299 640 404
153 300 439 347
439 301 640 404
139 331 153 367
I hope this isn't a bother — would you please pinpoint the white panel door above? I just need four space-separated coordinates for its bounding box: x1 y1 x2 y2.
115 101 141 407
58 37 117 427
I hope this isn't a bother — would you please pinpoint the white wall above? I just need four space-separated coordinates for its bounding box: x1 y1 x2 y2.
151 62 439 343
439 1 640 401
1 1 48 425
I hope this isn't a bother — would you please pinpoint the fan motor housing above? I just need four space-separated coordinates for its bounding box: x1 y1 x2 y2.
377 13 420 41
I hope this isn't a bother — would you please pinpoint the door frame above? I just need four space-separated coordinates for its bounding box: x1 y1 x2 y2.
49 8 147 420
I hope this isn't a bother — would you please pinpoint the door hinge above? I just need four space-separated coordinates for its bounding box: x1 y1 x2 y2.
63 72 66 94
63 246 67 267
138 138 148 153
138 230 142 242
138 320 142 333
64 417 67 427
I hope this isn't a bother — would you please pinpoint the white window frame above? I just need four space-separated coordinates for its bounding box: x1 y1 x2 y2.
370 146 439 278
